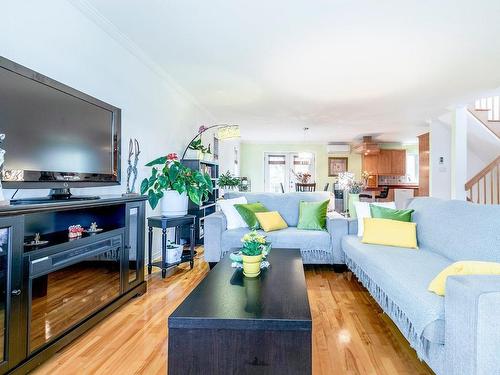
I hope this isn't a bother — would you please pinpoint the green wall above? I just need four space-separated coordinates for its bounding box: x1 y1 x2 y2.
240 143 362 192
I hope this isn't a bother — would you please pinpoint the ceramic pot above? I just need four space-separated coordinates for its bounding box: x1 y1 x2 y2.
242 253 263 278
161 190 188 217
348 193 360 219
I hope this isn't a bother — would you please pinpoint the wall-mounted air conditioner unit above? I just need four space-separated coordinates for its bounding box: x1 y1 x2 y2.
326 144 351 154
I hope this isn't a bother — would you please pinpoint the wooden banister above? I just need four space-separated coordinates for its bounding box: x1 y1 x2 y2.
465 156 500 190
465 155 500 205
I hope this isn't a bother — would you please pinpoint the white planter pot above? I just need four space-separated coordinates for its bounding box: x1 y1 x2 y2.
220 186 239 197
166 243 183 264
161 190 188 217
184 149 199 159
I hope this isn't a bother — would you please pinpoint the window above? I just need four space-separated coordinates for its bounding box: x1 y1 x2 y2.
406 153 419 183
264 152 315 192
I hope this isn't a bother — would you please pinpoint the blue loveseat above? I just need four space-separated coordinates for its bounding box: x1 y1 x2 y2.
204 192 348 266
341 197 500 375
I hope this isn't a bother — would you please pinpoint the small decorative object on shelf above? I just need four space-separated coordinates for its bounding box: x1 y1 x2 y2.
166 240 183 264
68 225 84 239
24 232 49 247
0 134 9 206
123 138 141 196
186 138 211 160
141 152 213 216
85 222 103 234
238 231 272 277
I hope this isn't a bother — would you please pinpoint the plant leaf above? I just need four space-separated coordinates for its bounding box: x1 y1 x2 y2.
188 189 201 206
148 189 159 209
168 162 180 182
140 178 149 194
145 156 167 166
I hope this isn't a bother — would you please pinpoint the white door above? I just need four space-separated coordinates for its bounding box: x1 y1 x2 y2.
264 152 315 192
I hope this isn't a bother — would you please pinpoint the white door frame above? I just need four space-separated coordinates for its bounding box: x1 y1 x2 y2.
264 151 316 192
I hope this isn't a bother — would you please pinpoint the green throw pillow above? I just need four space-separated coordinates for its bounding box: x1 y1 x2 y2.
297 200 329 230
369 204 414 222
234 202 269 229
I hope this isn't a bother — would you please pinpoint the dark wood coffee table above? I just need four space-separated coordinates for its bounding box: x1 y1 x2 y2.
168 248 312 375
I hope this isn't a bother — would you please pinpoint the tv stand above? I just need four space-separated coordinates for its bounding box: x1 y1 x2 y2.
10 188 100 205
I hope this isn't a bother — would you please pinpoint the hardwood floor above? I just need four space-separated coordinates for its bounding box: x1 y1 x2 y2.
32 249 433 375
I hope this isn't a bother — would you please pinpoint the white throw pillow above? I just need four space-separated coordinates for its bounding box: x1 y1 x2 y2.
218 197 249 230
354 201 396 236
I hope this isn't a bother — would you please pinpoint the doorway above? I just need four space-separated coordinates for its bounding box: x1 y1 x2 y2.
264 152 315 192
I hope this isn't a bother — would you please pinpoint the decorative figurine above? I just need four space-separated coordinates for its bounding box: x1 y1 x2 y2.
68 225 84 239
123 138 141 196
0 134 9 206
85 222 103 233
24 232 49 247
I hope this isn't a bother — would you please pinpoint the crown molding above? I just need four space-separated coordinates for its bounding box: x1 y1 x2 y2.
67 0 216 120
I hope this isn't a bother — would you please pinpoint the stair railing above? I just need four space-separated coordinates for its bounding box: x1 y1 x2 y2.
465 155 500 204
475 96 500 121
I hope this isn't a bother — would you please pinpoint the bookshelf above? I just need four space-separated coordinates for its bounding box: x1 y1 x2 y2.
181 159 219 244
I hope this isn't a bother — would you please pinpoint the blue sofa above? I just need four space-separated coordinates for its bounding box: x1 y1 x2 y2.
204 192 348 265
341 197 500 375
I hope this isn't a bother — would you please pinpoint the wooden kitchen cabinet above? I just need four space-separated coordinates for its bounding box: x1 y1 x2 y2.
378 150 392 175
362 150 406 176
391 150 406 176
362 155 378 175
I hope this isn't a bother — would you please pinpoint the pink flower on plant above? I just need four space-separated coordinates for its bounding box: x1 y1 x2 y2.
167 153 178 161
198 125 207 134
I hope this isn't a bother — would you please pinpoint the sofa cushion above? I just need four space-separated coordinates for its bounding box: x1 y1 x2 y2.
225 192 331 227
408 197 500 262
221 227 331 260
342 235 450 345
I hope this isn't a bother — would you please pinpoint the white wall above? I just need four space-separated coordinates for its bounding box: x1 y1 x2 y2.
0 0 214 200
0 1 214 260
429 120 451 199
218 139 240 176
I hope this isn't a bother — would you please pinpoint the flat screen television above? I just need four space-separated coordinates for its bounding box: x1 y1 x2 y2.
0 56 121 203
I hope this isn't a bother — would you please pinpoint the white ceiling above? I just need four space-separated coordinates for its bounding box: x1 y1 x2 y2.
81 0 500 143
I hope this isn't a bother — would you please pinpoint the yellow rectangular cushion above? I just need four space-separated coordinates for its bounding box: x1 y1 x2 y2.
362 218 418 249
428 261 500 296
254 211 288 232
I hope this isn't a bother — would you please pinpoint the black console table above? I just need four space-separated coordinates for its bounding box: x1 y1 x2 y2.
0 195 147 374
147 215 196 278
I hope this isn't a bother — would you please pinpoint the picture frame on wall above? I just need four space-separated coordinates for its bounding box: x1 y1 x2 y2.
328 157 348 176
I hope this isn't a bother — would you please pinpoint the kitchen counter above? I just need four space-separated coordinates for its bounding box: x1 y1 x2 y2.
379 184 419 189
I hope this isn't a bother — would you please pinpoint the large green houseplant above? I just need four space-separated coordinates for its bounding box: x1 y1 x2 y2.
140 153 213 216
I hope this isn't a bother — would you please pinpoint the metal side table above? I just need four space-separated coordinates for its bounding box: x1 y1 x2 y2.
147 215 196 278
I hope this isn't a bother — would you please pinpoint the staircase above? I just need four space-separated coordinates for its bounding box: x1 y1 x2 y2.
469 96 500 138
465 155 500 204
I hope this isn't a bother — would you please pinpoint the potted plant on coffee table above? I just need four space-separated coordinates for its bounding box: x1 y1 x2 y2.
140 153 213 216
240 231 269 278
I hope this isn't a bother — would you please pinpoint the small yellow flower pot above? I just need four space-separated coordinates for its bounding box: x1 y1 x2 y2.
242 254 263 278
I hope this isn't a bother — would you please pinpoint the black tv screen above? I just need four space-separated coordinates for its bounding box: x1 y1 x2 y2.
0 57 120 188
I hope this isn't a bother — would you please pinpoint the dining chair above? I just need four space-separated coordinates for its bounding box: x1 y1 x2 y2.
296 183 316 192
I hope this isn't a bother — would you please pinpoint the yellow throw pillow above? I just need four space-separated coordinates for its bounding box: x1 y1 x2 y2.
428 261 500 296
254 211 288 232
362 218 418 249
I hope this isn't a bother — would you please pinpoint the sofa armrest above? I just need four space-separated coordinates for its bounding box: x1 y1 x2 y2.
327 214 349 264
346 217 358 235
445 275 500 375
203 211 227 263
